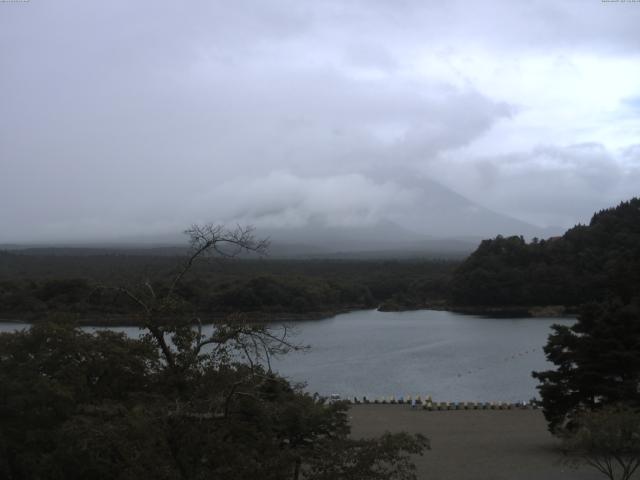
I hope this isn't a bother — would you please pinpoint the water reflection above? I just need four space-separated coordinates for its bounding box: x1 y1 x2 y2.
0 309 574 402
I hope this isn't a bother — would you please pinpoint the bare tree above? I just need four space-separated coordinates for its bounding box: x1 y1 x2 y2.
101 224 298 371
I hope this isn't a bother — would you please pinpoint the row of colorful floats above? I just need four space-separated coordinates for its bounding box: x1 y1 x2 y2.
330 394 538 410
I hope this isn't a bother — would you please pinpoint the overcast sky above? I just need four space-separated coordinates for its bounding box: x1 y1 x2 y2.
1 0 639 242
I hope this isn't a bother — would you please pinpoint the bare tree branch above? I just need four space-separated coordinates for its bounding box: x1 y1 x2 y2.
167 224 269 299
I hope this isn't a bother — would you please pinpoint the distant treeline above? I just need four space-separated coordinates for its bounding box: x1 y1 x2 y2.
0 254 455 322
4 198 638 321
451 198 640 307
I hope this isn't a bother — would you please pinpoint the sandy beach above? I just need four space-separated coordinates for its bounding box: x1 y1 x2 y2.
349 405 602 480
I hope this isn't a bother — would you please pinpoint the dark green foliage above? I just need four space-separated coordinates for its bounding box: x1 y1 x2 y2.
0 322 160 479
305 432 429 480
451 198 640 307
35 279 93 304
0 257 455 321
0 321 428 480
209 275 375 312
562 406 640 480
532 299 640 433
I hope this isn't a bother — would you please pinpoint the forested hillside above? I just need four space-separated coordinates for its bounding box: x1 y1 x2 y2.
0 254 454 322
451 198 640 307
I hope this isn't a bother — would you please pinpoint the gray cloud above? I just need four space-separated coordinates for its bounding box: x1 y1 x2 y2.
434 143 640 228
0 1 639 242
195 172 420 228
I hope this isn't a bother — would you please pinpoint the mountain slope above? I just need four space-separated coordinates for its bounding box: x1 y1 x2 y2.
2 172 558 258
366 168 557 239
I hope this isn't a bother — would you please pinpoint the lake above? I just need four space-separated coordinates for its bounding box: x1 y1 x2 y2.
0 309 574 402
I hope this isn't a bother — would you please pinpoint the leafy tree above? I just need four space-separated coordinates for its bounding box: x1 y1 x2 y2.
562 405 640 480
451 198 640 308
0 225 428 480
532 299 640 433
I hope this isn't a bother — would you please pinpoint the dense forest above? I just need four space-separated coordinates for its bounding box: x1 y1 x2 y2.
451 198 640 308
0 253 454 323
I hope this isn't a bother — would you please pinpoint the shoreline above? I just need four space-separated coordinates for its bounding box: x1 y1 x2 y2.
380 303 578 318
0 307 361 327
0 303 577 327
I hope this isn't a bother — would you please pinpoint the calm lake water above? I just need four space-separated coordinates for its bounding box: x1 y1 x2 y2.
0 309 574 402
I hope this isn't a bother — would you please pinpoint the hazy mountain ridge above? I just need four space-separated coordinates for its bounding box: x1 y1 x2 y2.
0 175 560 258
